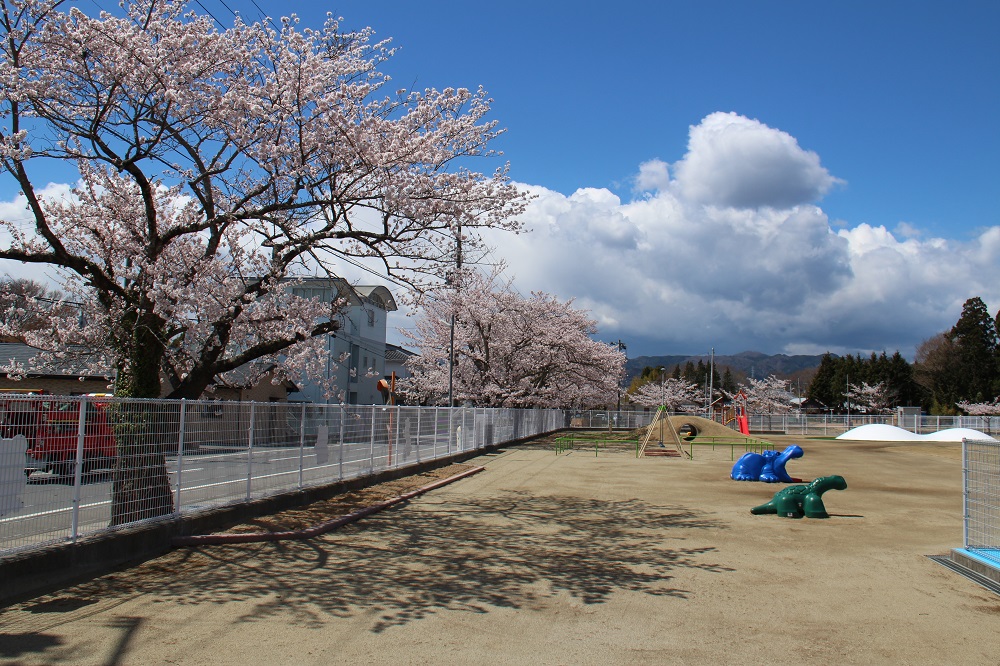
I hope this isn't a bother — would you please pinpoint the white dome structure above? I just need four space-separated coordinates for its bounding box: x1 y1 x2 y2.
836 424 996 442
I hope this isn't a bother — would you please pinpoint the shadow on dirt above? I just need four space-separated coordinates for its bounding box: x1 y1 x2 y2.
0 632 65 659
3 490 732 639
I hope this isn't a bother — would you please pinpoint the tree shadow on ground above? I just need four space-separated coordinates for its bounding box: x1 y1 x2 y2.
2 491 732 637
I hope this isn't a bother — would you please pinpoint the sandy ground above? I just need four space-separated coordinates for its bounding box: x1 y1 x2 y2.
0 435 998 665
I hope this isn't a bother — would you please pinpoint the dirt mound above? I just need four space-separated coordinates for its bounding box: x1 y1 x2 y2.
664 414 743 439
636 414 743 441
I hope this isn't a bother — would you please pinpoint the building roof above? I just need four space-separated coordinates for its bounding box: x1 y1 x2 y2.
353 285 398 312
289 277 397 311
0 342 111 379
385 343 416 364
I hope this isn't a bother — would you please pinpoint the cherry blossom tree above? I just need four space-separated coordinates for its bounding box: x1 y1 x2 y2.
0 0 524 522
627 377 698 411
0 0 524 399
400 268 626 408
956 398 1000 434
956 399 1000 415
0 277 67 341
740 375 793 431
742 375 793 414
847 381 893 414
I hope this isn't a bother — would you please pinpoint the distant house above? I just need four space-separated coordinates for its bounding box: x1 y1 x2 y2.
377 343 417 404
200 361 297 403
798 397 828 414
1 276 398 406
384 343 416 382
0 342 292 402
0 342 113 396
284 277 398 405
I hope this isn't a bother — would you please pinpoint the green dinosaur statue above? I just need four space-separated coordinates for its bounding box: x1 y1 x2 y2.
750 475 847 519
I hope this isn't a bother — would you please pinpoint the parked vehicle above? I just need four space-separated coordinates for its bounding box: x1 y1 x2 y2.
0 392 117 476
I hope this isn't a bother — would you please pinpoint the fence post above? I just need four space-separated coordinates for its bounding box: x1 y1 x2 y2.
246 402 255 501
70 396 87 544
416 408 422 463
962 439 969 548
433 407 439 460
394 406 401 469
298 403 306 489
338 404 345 481
174 399 186 516
369 406 376 473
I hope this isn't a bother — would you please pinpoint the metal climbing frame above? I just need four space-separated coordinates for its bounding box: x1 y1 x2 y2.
963 438 1000 569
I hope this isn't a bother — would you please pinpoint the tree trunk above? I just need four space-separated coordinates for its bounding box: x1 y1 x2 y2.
109 312 175 525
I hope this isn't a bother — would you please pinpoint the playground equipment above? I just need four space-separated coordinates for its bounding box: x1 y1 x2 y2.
637 407 685 457
720 389 750 435
731 445 803 483
734 390 749 435
636 414 769 458
750 475 847 519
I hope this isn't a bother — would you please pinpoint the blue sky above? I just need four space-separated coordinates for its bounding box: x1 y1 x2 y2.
323 0 999 237
3 1 999 359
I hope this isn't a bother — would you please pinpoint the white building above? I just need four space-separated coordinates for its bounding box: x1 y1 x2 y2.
285 278 398 404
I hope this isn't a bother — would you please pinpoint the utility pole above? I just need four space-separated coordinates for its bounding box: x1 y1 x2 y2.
707 347 714 416
845 373 850 428
658 366 666 446
447 222 462 408
615 339 627 413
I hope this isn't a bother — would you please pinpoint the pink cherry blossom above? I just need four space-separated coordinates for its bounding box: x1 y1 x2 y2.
0 0 526 400
399 267 626 408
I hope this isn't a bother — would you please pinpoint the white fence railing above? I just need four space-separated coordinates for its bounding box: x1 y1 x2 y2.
0 395 562 557
567 410 1000 437
963 439 1000 570
3 396 994 561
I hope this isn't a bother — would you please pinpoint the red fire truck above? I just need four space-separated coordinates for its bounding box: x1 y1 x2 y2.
0 391 117 476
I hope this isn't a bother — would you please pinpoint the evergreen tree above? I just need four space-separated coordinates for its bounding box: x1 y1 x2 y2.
887 351 923 407
995 308 1000 397
807 353 840 410
722 367 737 394
808 350 919 413
682 361 696 382
914 333 962 414
949 297 999 403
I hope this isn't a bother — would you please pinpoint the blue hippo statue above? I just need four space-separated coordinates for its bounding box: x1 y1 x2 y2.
731 445 803 483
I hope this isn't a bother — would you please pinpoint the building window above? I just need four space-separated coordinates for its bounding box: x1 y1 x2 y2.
350 344 360 381
291 287 331 302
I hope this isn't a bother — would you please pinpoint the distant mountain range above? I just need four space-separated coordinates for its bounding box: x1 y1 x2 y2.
625 351 829 383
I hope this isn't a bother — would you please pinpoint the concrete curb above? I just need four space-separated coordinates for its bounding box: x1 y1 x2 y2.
172 465 484 546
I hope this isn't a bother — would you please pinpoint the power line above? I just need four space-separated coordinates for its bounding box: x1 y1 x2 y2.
215 0 239 21
192 0 225 29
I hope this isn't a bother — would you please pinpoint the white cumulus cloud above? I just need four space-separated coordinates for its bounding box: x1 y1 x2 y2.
672 112 843 210
479 112 1000 358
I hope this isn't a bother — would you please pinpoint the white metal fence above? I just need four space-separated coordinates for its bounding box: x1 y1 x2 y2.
963 439 1000 569
569 409 1000 437
0 395 562 557
4 396 995 562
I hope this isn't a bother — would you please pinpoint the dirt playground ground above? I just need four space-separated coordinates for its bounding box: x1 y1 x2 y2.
1 434 998 665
